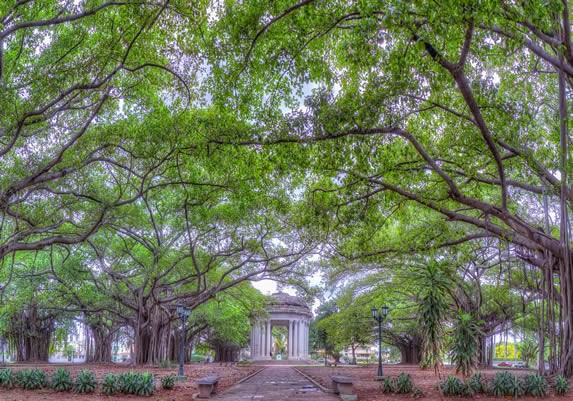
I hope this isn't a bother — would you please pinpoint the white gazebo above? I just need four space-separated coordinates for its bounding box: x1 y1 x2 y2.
250 292 312 360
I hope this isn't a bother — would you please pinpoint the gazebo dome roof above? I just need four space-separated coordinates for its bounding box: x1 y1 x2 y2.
267 292 312 317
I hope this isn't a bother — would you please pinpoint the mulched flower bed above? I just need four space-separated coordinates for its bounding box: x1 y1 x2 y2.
0 362 261 401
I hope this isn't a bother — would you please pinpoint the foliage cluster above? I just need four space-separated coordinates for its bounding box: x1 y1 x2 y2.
436 371 567 398
0 368 157 396
379 372 413 394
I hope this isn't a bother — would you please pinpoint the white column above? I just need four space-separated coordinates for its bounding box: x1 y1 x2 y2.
288 320 293 359
296 320 302 358
255 324 261 358
305 320 309 358
266 320 272 358
260 324 264 358
250 325 254 358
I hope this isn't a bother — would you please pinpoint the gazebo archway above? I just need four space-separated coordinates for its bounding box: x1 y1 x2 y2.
250 292 312 360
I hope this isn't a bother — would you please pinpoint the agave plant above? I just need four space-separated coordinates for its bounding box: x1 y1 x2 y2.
554 375 570 395
74 369 97 393
17 368 47 389
489 371 514 397
101 373 119 395
0 369 16 389
468 372 486 394
440 375 470 396
396 372 413 394
136 372 155 396
161 373 176 390
51 368 73 392
524 373 547 397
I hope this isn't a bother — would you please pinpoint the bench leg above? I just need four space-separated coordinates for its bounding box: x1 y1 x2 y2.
197 384 213 398
331 381 339 394
337 382 354 395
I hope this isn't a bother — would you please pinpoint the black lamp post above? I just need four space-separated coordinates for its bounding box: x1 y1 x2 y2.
371 306 389 378
176 303 191 378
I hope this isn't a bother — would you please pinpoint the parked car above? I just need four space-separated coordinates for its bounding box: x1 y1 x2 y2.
497 361 512 367
514 361 526 368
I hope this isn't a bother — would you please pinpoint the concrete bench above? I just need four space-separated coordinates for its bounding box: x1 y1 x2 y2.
197 375 220 398
331 376 356 400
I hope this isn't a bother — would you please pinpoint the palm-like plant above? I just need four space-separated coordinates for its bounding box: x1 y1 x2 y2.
450 311 483 377
415 261 451 377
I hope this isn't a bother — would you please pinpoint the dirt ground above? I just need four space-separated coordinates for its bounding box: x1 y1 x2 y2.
0 362 261 401
298 364 571 401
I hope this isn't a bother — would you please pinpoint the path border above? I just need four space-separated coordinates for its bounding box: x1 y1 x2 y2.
293 367 334 393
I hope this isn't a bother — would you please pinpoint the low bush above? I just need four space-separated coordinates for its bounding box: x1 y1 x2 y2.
137 372 155 396
396 372 413 394
554 375 570 396
161 373 176 390
74 369 97 393
51 368 73 392
524 373 547 397
16 368 48 390
440 375 470 397
101 373 119 395
468 371 486 394
380 376 394 393
117 371 155 396
0 369 16 389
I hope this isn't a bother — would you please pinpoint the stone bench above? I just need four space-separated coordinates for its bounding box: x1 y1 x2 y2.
331 376 356 401
197 375 220 398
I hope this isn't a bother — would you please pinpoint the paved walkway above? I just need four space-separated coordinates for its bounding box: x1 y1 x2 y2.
213 366 339 400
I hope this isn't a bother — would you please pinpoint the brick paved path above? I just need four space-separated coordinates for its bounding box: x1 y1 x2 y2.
212 366 339 400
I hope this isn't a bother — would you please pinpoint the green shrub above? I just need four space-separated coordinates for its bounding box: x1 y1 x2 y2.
507 374 525 398
118 371 137 394
74 369 97 393
0 369 16 389
468 372 486 394
159 359 173 368
396 372 413 394
440 375 470 397
554 375 570 395
489 371 514 397
161 373 176 390
101 373 119 395
524 373 547 397
117 371 154 396
136 372 155 396
16 368 47 389
51 368 73 392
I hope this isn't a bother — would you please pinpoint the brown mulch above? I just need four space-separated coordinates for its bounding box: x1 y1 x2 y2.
0 362 261 401
298 364 571 401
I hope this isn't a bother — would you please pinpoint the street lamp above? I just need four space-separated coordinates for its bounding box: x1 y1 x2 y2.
176 303 191 379
372 306 389 378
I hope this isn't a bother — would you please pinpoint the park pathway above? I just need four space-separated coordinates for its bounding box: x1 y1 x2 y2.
212 366 339 400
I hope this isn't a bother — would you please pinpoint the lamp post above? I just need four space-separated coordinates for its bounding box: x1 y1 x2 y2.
176 303 191 379
371 306 389 378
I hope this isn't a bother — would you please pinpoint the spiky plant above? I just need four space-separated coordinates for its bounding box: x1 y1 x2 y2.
161 373 176 390
0 369 16 389
524 373 547 397
468 372 486 394
101 373 119 395
74 369 97 393
450 311 482 377
136 372 155 396
396 372 413 394
51 368 73 392
554 375 570 395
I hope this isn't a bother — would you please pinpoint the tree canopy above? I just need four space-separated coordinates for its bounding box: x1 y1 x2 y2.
1 0 573 376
